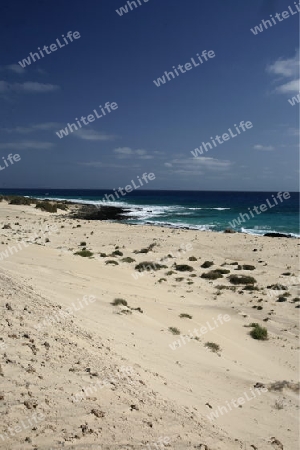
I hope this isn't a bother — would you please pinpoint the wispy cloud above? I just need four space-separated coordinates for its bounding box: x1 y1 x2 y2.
0 81 60 94
113 147 153 159
253 144 275 151
2 123 60 133
71 129 116 141
267 49 300 94
0 141 54 150
164 156 232 175
0 64 26 74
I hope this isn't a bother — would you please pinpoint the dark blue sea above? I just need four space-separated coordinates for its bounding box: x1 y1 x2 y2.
0 189 299 237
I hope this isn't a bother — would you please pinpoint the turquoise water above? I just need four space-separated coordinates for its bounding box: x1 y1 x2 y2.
1 189 299 237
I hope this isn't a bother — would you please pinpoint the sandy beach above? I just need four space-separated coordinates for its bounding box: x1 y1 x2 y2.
0 199 299 450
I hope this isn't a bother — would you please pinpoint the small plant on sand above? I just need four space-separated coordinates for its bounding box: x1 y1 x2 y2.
100 253 107 257
175 277 184 282
135 261 167 272
205 342 220 353
158 278 167 283
241 264 256 271
201 271 223 280
201 261 214 268
228 275 256 285
213 268 230 275
106 260 119 265
189 256 197 261
169 327 180 335
174 264 194 272
166 270 175 276
121 257 136 263
266 283 287 290
111 250 123 256
74 250 93 257
80 241 87 246
250 324 268 340
111 298 128 306
179 313 192 319
36 202 57 213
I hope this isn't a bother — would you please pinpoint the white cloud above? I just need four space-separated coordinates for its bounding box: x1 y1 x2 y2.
71 129 116 141
164 157 232 175
0 81 59 94
113 147 153 159
253 144 275 151
3 123 60 133
0 141 54 150
2 64 26 74
267 49 300 94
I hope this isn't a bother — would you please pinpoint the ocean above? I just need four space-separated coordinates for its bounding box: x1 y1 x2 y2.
0 189 299 237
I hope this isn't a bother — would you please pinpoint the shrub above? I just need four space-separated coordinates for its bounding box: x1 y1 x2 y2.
201 271 223 280
189 256 197 261
205 342 220 352
175 277 184 282
242 264 256 271
201 261 214 268
135 261 167 272
106 260 119 265
100 253 107 257
111 250 123 256
166 270 175 276
111 298 128 306
158 278 167 283
36 202 57 213
266 284 287 290
276 297 287 302
57 203 68 210
174 264 194 272
80 241 87 246
213 268 230 275
74 250 93 257
228 275 256 285
243 285 259 291
9 196 33 205
134 243 156 254
169 327 180 335
121 257 135 263
250 324 268 340
179 313 192 319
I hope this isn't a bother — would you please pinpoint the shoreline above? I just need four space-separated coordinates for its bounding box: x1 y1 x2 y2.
0 193 296 238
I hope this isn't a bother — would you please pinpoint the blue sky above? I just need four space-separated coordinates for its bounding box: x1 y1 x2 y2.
0 0 299 190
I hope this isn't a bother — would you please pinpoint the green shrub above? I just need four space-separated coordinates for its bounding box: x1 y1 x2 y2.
135 261 167 272
36 202 57 213
250 324 268 340
175 277 184 282
9 196 34 205
111 250 123 256
80 241 87 246
166 270 175 276
242 264 256 270
169 327 180 335
189 256 197 261
243 285 259 291
74 250 93 257
111 298 128 306
158 278 167 283
205 342 220 352
213 268 230 275
201 261 214 268
266 284 287 290
201 271 223 280
106 260 119 265
276 296 287 302
228 275 256 285
179 313 192 319
121 257 135 263
57 203 68 210
174 264 194 272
